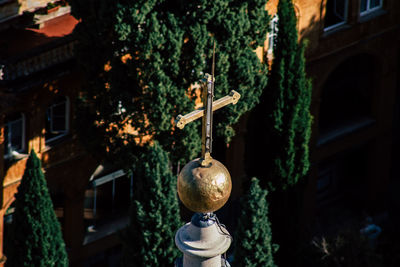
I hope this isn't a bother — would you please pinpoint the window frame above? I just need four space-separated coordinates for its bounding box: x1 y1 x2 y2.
4 113 26 158
83 169 132 244
360 0 383 16
45 96 70 144
267 14 279 56
89 169 132 221
324 0 349 32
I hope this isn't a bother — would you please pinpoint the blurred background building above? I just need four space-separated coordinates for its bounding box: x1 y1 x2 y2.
0 0 399 266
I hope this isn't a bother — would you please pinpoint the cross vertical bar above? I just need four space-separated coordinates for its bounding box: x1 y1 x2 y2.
175 42 241 166
201 42 215 166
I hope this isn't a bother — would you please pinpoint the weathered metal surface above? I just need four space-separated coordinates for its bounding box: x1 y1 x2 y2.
177 158 232 213
175 45 238 213
175 90 240 130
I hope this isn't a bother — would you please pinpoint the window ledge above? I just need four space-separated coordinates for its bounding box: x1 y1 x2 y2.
317 117 375 146
323 23 352 37
359 9 387 23
3 151 29 161
83 215 129 245
43 133 71 152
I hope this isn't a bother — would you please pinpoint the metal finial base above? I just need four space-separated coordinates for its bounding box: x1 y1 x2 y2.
175 257 231 267
191 212 216 228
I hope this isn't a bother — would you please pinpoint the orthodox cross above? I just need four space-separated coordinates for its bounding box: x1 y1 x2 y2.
175 43 240 166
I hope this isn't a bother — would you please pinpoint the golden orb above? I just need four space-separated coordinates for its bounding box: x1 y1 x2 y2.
177 158 232 213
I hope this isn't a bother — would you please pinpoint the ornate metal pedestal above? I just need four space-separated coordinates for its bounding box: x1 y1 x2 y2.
175 213 231 267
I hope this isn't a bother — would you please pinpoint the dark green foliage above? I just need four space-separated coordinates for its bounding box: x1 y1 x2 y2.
69 0 270 167
268 0 312 190
69 1 270 264
233 177 277 267
243 3 311 264
121 142 182 267
246 0 312 191
6 150 68 267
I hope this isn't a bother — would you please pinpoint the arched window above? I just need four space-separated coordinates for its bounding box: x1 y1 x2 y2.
4 113 25 158
318 54 376 144
45 96 69 143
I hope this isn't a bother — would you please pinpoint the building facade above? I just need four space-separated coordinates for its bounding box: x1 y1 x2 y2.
227 0 400 234
302 0 399 230
0 1 132 266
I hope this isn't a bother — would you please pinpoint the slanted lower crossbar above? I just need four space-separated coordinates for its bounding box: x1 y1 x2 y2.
175 90 241 130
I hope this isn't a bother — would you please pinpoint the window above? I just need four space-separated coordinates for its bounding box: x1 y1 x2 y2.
316 146 369 212
3 202 15 258
324 0 348 31
4 113 25 158
83 169 132 244
45 96 69 143
360 0 382 15
316 163 340 206
267 14 279 56
0 0 15 5
4 202 15 225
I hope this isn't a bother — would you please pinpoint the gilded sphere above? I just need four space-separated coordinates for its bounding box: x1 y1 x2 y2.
177 158 232 213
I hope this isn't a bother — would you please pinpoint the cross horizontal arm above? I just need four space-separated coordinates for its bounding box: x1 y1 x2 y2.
175 90 241 129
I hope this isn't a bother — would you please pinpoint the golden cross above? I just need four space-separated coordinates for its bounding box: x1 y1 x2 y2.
175 44 240 166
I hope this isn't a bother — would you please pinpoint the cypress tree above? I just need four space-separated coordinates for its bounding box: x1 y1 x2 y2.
69 0 270 167
269 0 312 190
244 2 312 265
246 0 312 191
233 177 277 267
6 150 68 267
121 142 181 266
